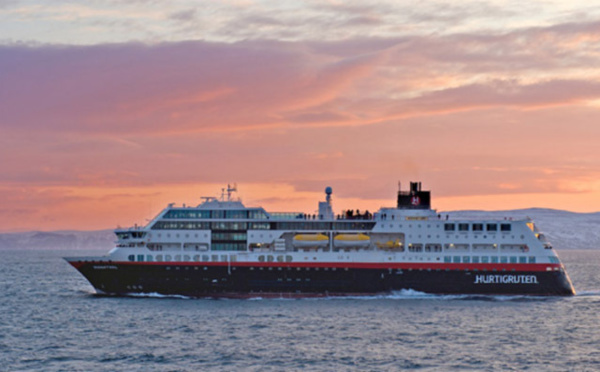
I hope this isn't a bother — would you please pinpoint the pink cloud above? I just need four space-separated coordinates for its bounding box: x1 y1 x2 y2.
4 18 600 135
0 40 385 134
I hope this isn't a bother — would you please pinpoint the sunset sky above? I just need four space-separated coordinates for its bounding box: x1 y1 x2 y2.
2 0 600 232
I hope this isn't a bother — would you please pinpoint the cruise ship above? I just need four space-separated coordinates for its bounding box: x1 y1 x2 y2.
65 183 576 297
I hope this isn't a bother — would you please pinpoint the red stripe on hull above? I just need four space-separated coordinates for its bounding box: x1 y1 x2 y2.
68 261 86 269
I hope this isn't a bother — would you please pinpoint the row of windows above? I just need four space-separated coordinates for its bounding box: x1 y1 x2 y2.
258 255 293 262
402 244 525 253
249 222 270 230
164 210 211 219
129 253 296 263
443 256 536 264
152 221 211 230
152 221 251 230
211 232 247 241
163 209 268 220
151 221 377 231
129 254 537 264
444 223 511 232
130 254 239 262
211 222 248 230
273 222 376 231
408 244 443 252
146 243 248 251
211 243 247 251
116 231 146 239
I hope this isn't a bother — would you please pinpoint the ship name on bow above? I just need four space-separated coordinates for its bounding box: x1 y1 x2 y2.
474 274 539 284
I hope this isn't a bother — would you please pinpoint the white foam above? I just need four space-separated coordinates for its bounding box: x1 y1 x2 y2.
125 292 192 300
574 290 600 297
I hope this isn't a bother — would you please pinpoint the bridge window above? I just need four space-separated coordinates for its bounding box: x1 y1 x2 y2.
225 210 248 219
152 221 211 230
444 223 455 231
163 210 211 219
248 210 268 219
472 224 483 231
500 224 512 232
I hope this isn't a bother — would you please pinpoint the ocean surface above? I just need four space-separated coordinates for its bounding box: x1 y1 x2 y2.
1 249 599 372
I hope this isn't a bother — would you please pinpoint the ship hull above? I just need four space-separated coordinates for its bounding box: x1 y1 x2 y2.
66 259 576 297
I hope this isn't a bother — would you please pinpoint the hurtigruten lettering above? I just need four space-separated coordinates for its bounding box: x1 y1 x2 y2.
474 275 539 284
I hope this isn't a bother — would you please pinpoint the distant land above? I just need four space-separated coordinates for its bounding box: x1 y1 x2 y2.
0 208 599 251
448 208 600 250
0 229 115 251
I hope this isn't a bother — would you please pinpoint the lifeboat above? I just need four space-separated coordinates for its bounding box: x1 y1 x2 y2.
292 234 329 248
375 239 403 250
333 233 370 247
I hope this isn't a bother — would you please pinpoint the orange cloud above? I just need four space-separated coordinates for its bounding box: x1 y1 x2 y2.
3 20 600 231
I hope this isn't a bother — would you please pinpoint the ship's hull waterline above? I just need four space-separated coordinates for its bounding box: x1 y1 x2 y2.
66 259 576 297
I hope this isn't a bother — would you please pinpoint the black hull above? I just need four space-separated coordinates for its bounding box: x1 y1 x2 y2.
67 261 576 297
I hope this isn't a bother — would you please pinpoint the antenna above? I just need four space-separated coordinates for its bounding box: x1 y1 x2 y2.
227 183 237 201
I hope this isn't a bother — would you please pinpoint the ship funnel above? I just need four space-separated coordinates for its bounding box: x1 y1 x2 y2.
398 181 431 210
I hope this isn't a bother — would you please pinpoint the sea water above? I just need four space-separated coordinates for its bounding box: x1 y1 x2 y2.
1 249 599 371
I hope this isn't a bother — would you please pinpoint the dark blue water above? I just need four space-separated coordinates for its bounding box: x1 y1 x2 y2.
1 249 599 371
